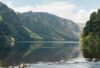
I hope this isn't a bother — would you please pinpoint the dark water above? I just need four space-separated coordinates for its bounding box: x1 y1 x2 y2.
26 41 79 61
14 41 80 62
2 42 82 67
4 42 100 68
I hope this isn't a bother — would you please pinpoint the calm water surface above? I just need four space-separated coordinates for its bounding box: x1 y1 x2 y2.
7 42 100 68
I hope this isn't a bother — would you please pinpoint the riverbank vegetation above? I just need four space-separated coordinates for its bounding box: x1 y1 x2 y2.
81 9 100 59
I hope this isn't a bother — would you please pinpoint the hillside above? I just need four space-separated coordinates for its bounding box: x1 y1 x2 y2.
0 2 80 66
18 11 80 41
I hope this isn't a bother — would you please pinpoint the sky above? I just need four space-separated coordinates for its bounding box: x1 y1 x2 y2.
0 0 100 23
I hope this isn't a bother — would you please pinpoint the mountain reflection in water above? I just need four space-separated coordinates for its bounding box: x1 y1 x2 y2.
4 42 81 67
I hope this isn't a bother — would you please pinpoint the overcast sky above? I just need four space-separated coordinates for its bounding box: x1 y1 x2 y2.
0 0 100 23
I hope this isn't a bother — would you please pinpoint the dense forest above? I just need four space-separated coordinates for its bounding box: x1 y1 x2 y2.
0 2 80 66
81 9 100 60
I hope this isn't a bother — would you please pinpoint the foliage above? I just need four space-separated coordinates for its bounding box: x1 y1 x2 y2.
81 9 100 59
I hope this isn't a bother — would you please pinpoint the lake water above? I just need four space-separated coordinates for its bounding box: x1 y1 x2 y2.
3 41 100 68
27 62 100 68
13 59 100 68
16 41 100 68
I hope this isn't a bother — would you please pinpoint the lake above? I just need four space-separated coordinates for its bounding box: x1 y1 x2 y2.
13 58 100 68
3 41 95 68
13 41 80 63
2 41 100 68
27 62 100 68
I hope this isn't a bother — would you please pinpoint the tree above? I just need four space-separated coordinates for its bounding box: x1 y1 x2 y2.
81 9 100 60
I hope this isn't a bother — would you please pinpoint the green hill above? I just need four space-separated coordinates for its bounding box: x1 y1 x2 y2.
18 11 80 41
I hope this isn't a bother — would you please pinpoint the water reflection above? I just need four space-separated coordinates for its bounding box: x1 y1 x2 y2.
4 41 100 68
15 42 80 62
2 41 80 67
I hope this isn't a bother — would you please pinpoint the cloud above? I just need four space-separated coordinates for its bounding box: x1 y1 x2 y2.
4 1 96 23
72 9 95 23
0 0 10 3
7 1 76 12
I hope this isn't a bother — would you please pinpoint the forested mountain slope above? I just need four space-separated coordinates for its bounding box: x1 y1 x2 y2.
0 2 80 66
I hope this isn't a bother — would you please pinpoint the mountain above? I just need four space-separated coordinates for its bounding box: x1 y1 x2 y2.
18 11 80 41
0 2 80 66
81 9 100 60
